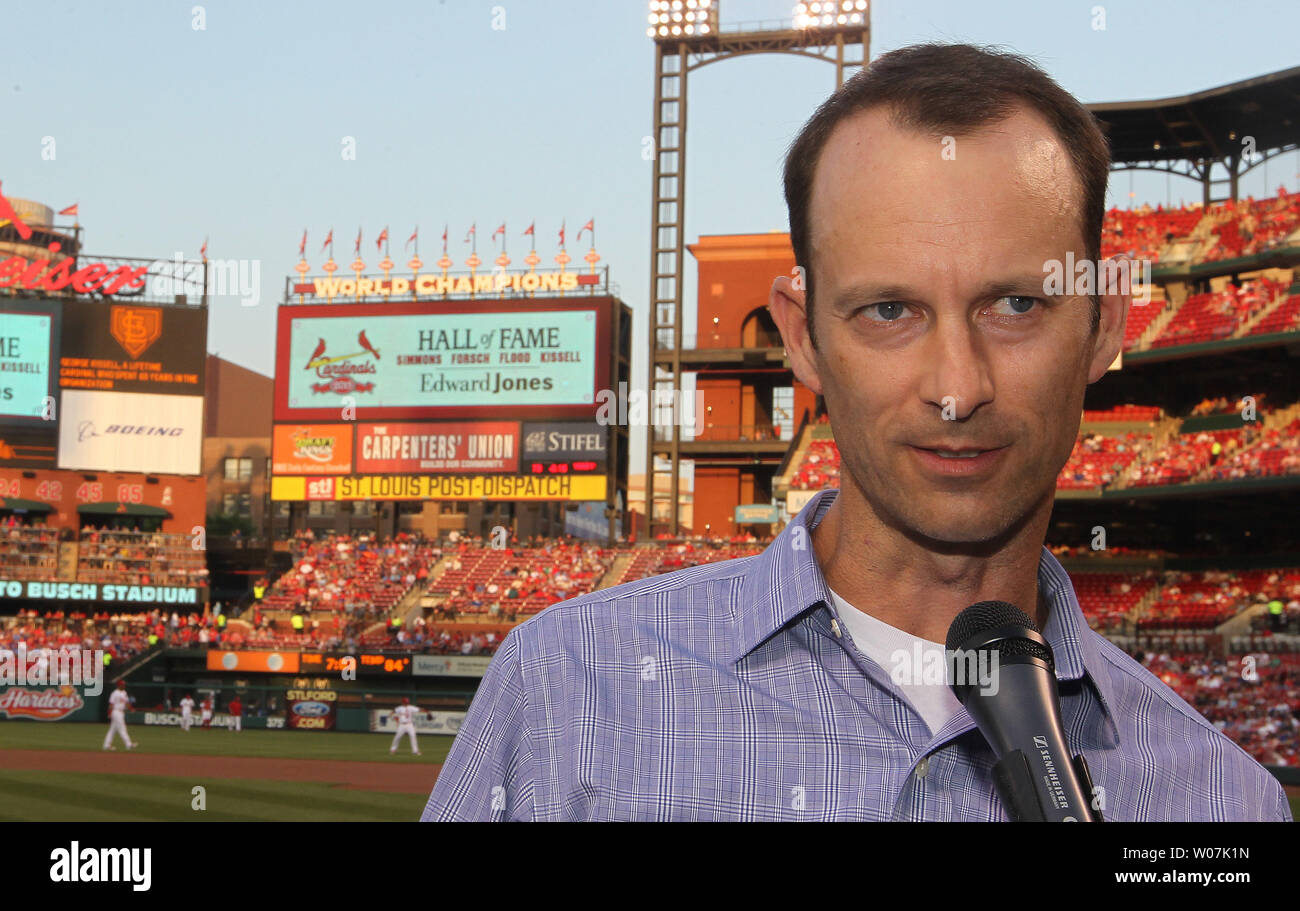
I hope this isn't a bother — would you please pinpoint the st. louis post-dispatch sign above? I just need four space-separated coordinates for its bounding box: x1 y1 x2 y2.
271 473 606 502
274 300 608 421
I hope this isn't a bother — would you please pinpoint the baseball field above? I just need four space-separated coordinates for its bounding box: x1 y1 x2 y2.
0 723 449 822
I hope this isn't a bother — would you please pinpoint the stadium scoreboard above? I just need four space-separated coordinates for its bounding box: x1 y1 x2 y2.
298 652 412 677
270 295 627 507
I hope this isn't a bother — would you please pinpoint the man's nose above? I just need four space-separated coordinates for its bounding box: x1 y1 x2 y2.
918 316 995 420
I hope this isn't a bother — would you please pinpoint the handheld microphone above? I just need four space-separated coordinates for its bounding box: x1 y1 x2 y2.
945 601 1101 822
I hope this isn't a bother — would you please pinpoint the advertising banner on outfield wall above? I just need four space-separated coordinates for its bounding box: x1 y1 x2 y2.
206 650 301 673
57 390 203 475
126 711 286 730
58 300 206 396
271 423 354 475
271 472 606 502
275 300 609 421
355 420 520 474
411 655 493 677
0 686 100 722
369 707 466 735
287 687 337 730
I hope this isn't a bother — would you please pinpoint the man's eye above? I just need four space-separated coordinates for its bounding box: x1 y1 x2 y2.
990 295 1040 316
863 302 909 322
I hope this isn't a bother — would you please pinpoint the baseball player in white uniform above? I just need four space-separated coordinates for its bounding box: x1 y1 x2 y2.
102 680 137 750
179 694 195 731
390 697 421 755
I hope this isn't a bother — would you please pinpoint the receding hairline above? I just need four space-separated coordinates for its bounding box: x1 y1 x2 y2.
803 100 1088 278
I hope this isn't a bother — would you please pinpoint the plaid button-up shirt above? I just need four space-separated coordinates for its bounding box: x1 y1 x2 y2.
423 489 1291 821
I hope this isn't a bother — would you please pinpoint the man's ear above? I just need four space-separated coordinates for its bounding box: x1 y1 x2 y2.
1086 255 1134 384
769 272 824 396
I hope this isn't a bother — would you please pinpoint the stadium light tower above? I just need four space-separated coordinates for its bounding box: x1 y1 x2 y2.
644 1 870 537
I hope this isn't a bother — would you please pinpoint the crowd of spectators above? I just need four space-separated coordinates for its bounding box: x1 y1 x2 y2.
76 527 209 588
1100 201 1204 263
1205 418 1300 481
1 519 60 581
431 538 617 621
1057 430 1149 490
1150 277 1286 349
1201 187 1300 262
1139 651 1300 767
789 439 841 490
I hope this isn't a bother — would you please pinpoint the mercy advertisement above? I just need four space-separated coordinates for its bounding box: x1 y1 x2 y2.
0 303 58 422
274 299 610 421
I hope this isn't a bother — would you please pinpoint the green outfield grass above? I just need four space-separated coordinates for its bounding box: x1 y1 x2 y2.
0 722 454 764
0 770 426 822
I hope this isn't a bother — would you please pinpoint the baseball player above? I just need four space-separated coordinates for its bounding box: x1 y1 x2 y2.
179 693 195 731
390 697 421 755
228 695 242 732
200 696 213 730
102 680 136 751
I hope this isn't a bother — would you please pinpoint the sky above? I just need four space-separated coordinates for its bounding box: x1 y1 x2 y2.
6 0 1300 474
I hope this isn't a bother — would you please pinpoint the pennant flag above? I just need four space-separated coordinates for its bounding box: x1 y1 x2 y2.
200 237 208 259
354 228 362 255
405 227 418 250
321 229 334 253
299 230 307 256
464 223 476 243
492 223 506 240
59 203 79 217
441 225 448 253
376 227 389 252
522 221 535 238
577 218 594 243
558 219 566 248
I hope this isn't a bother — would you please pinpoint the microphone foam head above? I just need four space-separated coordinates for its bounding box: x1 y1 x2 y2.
946 600 1037 652
945 600 1054 672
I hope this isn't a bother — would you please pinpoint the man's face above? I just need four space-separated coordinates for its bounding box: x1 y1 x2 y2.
776 104 1125 545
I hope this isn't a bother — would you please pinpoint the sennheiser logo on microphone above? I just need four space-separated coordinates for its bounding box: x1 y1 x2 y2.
1034 734 1070 810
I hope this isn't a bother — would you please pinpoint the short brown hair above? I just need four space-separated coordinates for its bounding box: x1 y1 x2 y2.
783 42 1110 341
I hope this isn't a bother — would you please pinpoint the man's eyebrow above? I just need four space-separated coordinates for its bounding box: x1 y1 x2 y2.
829 276 1054 313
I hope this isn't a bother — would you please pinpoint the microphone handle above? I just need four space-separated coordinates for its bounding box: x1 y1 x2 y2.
972 661 1098 821
991 750 1048 821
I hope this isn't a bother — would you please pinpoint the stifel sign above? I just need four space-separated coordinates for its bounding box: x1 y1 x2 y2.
0 183 147 296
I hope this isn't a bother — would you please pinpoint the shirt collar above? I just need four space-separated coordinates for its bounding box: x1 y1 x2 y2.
734 488 1121 729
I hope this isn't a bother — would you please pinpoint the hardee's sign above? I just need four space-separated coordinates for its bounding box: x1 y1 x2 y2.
0 183 147 296
0 686 87 721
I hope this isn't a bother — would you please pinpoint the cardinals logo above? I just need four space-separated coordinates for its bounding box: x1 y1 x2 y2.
303 331 381 371
111 306 163 359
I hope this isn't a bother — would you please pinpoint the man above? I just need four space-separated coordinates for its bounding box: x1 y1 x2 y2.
228 695 243 732
200 695 213 730
390 697 421 756
102 680 136 751
179 692 195 732
422 43 1291 822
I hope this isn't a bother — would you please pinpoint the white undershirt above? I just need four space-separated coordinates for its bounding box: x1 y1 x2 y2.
827 586 964 737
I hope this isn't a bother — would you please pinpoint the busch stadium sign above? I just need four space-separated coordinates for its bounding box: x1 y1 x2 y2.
0 580 202 604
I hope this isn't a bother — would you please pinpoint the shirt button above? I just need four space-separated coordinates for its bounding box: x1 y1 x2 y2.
915 756 930 779
830 618 842 638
